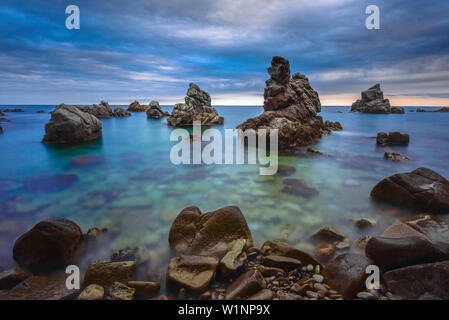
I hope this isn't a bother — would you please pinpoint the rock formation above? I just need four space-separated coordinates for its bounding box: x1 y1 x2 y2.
237 56 330 148
350 84 392 113
77 101 113 119
391 106 405 114
112 107 131 117
417 107 449 113
146 100 169 119
167 83 223 126
127 101 148 112
376 132 409 146
42 104 102 145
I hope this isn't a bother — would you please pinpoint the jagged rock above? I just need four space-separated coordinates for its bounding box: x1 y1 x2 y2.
82 261 136 288
384 152 409 162
169 206 253 259
237 56 329 148
42 104 102 144
166 255 219 292
77 101 113 119
146 100 169 119
384 261 449 299
325 120 343 131
78 284 105 300
260 240 321 267
13 217 83 273
113 107 131 117
225 269 266 299
376 132 409 146
391 106 405 114
108 281 135 300
371 167 449 213
350 84 391 113
127 100 148 112
167 83 223 126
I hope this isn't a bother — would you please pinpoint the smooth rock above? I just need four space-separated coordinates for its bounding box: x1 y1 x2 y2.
83 261 136 288
225 269 266 300
78 284 105 300
108 281 135 300
219 238 247 278
247 289 275 300
127 281 160 299
260 240 321 267
311 226 345 242
261 255 302 271
314 242 335 261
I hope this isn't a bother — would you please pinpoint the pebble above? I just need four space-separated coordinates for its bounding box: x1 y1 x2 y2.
315 265 320 274
306 291 318 298
312 274 324 283
306 264 314 271
357 291 377 300
313 283 327 293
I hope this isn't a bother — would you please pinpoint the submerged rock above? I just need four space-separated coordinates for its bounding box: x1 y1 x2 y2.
166 255 219 292
384 152 409 162
370 167 449 213
307 147 330 157
314 242 335 261
0 125 2 134
42 104 102 145
237 56 329 148
112 107 131 117
376 132 409 146
281 178 318 199
169 206 253 259
70 155 104 168
350 84 391 113
146 100 170 119
167 83 223 126
225 269 266 299
127 100 148 112
23 174 78 193
13 217 82 273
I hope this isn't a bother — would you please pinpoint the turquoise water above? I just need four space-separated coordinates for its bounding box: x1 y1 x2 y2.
1 105 449 276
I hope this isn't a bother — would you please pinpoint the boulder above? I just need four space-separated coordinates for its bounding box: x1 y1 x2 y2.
112 107 131 117
0 268 30 290
77 101 113 119
324 120 343 131
350 84 391 113
391 106 405 114
146 100 170 119
13 217 83 273
42 104 102 144
166 255 219 292
260 240 321 267
167 83 223 126
376 132 409 146
127 281 160 299
127 100 148 112
384 152 409 162
169 206 253 259
383 261 449 299
82 261 136 288
237 56 329 148
108 281 135 300
322 253 372 298
78 284 105 300
371 167 449 213
225 269 266 299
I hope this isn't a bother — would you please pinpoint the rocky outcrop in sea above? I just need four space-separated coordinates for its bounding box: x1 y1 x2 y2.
237 56 330 148
128 101 149 112
77 101 113 119
146 101 170 119
167 83 223 127
350 84 392 113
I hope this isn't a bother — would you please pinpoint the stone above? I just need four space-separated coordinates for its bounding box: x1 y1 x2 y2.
127 100 148 112
83 261 136 288
322 253 372 299
324 120 343 131
167 83 223 126
261 255 302 271
376 132 410 146
260 240 321 267
354 218 376 228
247 289 275 300
371 167 449 213
237 56 331 148
401 214 449 244
219 239 247 278
281 178 318 199
391 106 405 114
112 107 131 117
146 100 169 119
356 291 377 300
256 265 285 277
166 255 219 292
169 206 253 259
384 152 409 162
311 226 345 242
42 104 102 144
350 84 391 113
0 268 30 290
78 284 105 300
127 281 160 299
225 269 266 299
366 236 449 270
0 274 76 300
77 101 113 119
314 242 335 261
108 281 135 300
383 261 449 299
276 291 304 300
13 217 82 273
380 220 426 239
110 247 140 263
23 174 78 193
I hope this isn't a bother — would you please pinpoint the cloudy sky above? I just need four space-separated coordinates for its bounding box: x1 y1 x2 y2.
1 0 448 106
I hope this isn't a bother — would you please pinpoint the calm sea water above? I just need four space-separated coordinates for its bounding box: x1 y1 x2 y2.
1 105 448 276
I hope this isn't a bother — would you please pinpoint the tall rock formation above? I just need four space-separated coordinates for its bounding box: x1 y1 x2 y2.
350 84 391 113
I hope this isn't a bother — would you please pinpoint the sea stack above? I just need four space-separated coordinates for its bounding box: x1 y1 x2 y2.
167 83 223 127
237 56 329 148
350 84 392 113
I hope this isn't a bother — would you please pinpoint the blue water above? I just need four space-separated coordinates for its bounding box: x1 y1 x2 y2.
1 105 449 275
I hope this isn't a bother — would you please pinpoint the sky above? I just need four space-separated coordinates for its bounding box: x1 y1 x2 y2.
0 0 448 106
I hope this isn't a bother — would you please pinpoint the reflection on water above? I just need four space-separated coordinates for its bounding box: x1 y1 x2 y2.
0 105 448 275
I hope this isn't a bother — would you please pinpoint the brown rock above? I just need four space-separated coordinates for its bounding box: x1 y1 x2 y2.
276 290 304 300
78 284 105 300
169 206 253 259
112 107 131 117
350 236 371 255
127 100 148 112
314 242 335 261
166 255 219 292
13 217 83 273
247 289 275 300
376 132 410 146
226 269 266 300
281 178 318 199
322 253 372 299
82 261 136 288
127 281 160 299
384 152 409 162
0 268 30 290
260 240 321 267
255 265 285 277
311 226 345 242
108 281 135 300
261 255 302 271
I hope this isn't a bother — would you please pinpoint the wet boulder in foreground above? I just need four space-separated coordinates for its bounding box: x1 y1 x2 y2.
237 56 329 148
169 206 253 259
371 167 449 213
350 84 392 113
42 104 102 145
167 83 223 126
13 217 83 273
